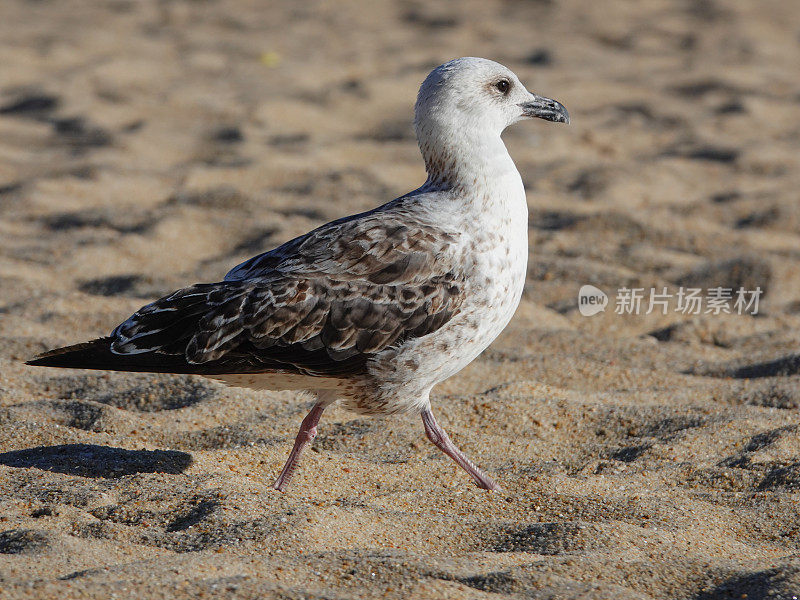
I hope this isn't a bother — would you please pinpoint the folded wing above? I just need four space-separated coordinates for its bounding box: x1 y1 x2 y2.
29 202 466 377
105 273 462 376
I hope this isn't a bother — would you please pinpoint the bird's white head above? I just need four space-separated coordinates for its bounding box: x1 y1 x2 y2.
415 57 569 135
414 57 569 188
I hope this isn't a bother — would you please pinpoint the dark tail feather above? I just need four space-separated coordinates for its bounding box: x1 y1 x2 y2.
26 337 368 378
26 337 192 373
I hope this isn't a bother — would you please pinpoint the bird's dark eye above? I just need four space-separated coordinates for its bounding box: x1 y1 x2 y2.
495 79 510 94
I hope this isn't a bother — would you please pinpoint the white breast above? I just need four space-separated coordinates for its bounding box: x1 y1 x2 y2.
363 176 529 411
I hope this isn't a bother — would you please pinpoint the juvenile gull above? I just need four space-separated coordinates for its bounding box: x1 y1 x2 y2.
27 57 569 491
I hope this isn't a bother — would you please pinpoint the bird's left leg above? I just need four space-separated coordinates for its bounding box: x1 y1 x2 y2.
421 407 500 491
273 390 336 491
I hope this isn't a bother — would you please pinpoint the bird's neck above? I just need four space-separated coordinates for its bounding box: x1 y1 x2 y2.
418 128 520 193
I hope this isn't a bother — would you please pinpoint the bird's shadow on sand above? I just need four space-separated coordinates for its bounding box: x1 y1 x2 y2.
0 444 192 478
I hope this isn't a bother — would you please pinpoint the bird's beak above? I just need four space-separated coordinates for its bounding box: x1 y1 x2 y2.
519 93 570 124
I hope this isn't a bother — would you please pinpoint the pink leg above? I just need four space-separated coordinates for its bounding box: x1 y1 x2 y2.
273 402 326 491
421 408 500 491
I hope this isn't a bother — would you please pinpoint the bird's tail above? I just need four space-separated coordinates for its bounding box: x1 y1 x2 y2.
26 337 189 373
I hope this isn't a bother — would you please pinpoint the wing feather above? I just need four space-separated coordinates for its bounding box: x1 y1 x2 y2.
50 195 467 378
106 269 463 378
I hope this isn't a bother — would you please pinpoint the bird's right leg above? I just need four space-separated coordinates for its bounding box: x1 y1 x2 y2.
273 391 336 491
421 407 500 491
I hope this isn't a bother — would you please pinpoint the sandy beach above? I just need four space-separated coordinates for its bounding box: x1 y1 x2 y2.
2 0 800 598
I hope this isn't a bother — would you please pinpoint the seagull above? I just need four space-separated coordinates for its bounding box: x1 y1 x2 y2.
27 57 569 491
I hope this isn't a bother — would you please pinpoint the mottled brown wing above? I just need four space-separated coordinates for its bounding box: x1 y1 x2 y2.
109 273 463 377
104 196 466 376
224 197 459 284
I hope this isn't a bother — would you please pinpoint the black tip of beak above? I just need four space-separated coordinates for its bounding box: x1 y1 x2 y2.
520 96 570 124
